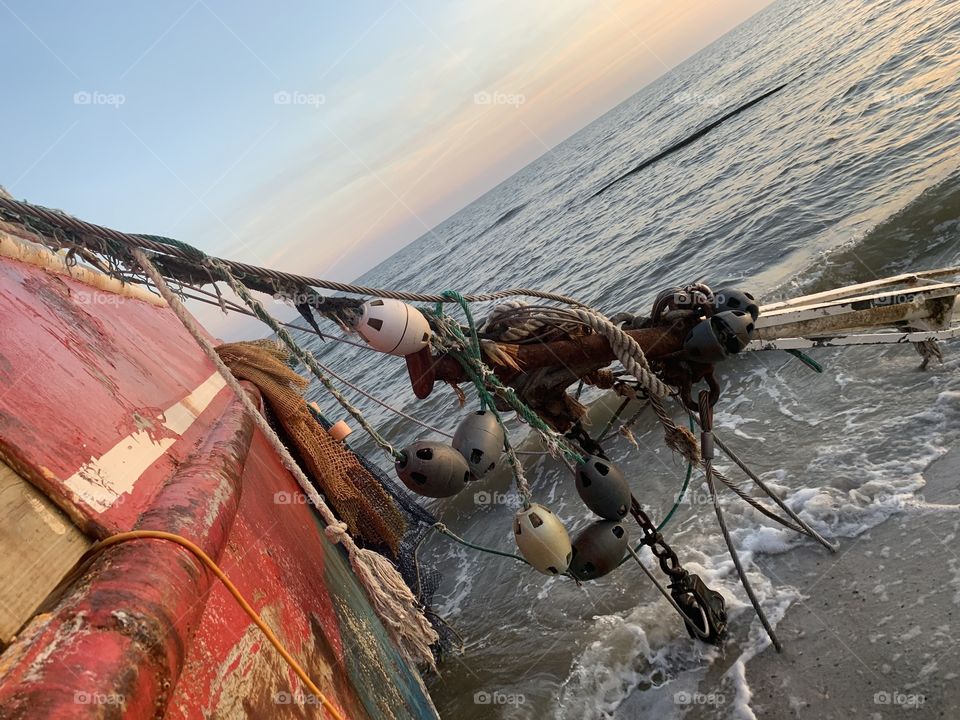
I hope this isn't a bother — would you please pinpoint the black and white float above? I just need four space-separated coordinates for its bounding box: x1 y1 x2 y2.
683 308 756 363
355 298 432 356
569 520 630 581
395 441 471 498
575 455 631 520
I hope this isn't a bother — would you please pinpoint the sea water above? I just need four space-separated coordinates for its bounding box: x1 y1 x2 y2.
300 0 960 716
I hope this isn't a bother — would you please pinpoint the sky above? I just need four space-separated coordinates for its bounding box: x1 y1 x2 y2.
1 0 773 334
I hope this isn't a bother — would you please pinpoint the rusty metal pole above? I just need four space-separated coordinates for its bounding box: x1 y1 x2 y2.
407 325 690 398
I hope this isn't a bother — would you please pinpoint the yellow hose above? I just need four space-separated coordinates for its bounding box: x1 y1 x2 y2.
90 530 347 720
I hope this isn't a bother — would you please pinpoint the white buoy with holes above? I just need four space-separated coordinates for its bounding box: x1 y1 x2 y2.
355 298 431 356
514 503 572 575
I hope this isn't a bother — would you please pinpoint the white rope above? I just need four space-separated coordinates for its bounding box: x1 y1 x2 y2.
567 307 673 398
134 249 439 671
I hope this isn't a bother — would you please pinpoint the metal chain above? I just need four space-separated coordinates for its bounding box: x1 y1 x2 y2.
630 498 686 579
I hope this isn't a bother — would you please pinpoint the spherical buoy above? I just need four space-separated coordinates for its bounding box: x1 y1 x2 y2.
569 520 629 581
575 456 631 520
683 316 727 364
355 298 431 356
452 410 504 478
712 287 760 321
514 503 572 575
395 441 470 498
684 310 756 364
713 309 755 354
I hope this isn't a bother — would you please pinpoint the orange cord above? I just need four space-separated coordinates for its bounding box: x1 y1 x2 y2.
90 530 347 720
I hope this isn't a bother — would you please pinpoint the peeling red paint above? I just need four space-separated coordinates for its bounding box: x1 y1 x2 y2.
0 256 233 535
0 252 438 719
0 388 254 718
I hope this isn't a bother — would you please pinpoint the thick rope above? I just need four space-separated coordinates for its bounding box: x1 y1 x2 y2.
0 195 582 304
134 249 439 671
565 307 703 466
567 307 672 398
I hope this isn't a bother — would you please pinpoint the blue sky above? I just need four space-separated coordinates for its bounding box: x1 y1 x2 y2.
1 0 772 332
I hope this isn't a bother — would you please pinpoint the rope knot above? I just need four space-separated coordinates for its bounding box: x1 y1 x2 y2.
324 521 351 545
665 424 701 465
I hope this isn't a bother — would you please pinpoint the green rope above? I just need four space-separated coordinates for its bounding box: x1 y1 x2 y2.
656 412 697 531
439 291 482 359
618 414 695 566
134 233 207 261
436 325 532 500
785 349 824 373
433 523 529 564
426 307 585 466
438 290 486 408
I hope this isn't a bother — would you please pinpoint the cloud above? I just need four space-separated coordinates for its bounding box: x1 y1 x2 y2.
195 0 774 325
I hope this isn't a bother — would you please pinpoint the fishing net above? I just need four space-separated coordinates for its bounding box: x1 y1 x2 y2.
324 420 460 654
216 340 407 555
217 340 456 655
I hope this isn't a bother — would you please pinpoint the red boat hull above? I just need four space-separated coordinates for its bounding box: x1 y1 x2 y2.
0 229 437 719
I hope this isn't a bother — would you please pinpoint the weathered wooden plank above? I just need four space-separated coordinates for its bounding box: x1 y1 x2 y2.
0 460 90 647
756 284 959 339
759 265 960 312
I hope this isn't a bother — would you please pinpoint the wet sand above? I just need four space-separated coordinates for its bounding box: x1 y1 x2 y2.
616 445 960 719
